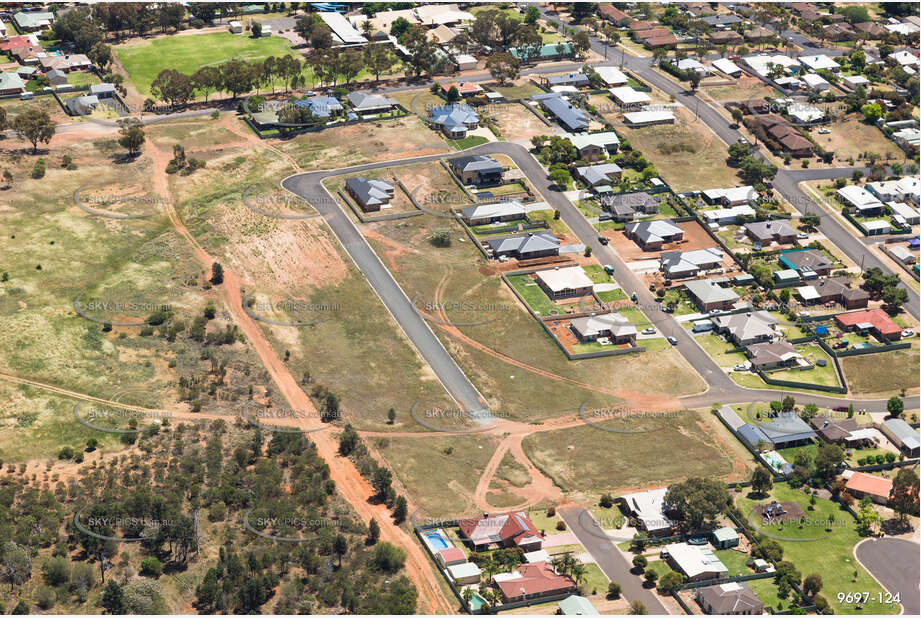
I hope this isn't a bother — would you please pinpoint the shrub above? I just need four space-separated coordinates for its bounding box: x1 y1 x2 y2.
165 162 179 174
632 555 647 571
140 556 163 577
555 520 566 531
58 446 74 460
31 158 46 179
36 587 56 610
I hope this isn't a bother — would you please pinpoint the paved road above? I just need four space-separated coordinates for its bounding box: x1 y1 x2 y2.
855 537 920 615
559 506 668 614
282 141 919 414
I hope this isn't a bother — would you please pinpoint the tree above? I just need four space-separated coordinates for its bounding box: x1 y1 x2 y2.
632 555 647 571
751 466 774 496
251 21 262 37
800 213 821 229
210 262 224 285
607 582 622 600
664 477 732 531
338 424 359 455
364 44 396 82
122 578 168 614
367 518 381 544
117 120 146 156
630 600 648 615
370 542 406 573
88 42 113 70
333 534 347 567
1 542 32 591
192 66 222 102
658 570 684 594
882 286 908 310
485 52 520 85
53 6 103 52
814 443 844 479
548 167 571 189
803 573 823 598
392 496 408 523
887 396 904 418
13 108 56 154
151 69 195 107
727 142 752 166
644 568 658 585
889 468 919 525
371 466 393 498
101 580 125 614
857 501 881 536
860 102 884 122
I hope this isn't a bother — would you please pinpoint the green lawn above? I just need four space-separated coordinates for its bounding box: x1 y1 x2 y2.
116 32 298 95
769 343 841 388
449 135 489 150
735 482 898 615
695 334 747 368
506 274 558 317
582 264 611 284
597 289 628 303
579 562 610 597
67 72 101 88
713 548 752 577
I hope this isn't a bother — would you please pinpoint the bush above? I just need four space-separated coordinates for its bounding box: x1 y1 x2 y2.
58 446 74 460
632 555 647 571
36 587 56 610
31 158 46 179
165 162 179 174
599 493 614 508
607 582 622 599
555 520 567 531
140 556 163 577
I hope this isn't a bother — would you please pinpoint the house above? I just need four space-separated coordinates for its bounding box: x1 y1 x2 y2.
0 72 26 96
701 14 743 27
835 308 902 341
524 549 551 564
535 94 589 132
702 186 756 207
764 122 814 156
866 177 920 203
712 311 778 346
319 11 367 44
845 472 892 505
440 81 482 97
663 543 728 582
659 248 724 279
449 155 502 186
801 73 830 92
427 24 459 45
890 50 920 67
594 66 629 86
437 547 467 567
46 68 67 85
745 220 796 245
824 22 857 41
739 413 818 449
743 54 798 78
795 277 869 309
510 42 574 62
709 30 743 45
809 416 876 446
616 487 675 535
545 72 591 88
453 53 477 71
624 109 676 126
600 191 659 221
228 20 243 33
779 249 832 276
744 26 775 43
773 269 800 285
563 132 620 160
13 11 54 32
643 34 678 49
842 74 870 89
535 266 594 299
853 22 886 38
9 45 44 64
697 582 765 615
494 561 577 603
711 527 739 550
345 177 395 212
294 95 343 119
675 58 711 76
347 91 396 115
65 95 99 116
558 595 599 616
599 4 632 26
880 418 920 458
713 58 743 77
569 312 637 344
413 3 474 26
461 201 526 226
447 562 482 586
684 279 740 312
746 340 802 369
457 511 542 552
625 219 684 250
576 163 623 187
799 54 840 72
701 205 757 226
610 86 651 107
487 232 560 260
16 66 38 80
89 83 117 98
429 103 479 138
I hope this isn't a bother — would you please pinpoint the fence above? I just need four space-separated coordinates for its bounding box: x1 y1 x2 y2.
337 188 423 224
833 341 911 357
243 103 410 139
711 408 788 481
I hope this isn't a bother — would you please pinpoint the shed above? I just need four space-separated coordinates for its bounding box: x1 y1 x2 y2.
711 527 739 549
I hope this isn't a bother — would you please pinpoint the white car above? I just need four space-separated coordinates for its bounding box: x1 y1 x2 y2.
902 329 914 337
818 128 830 134
733 364 749 371
641 327 656 335
797 232 809 239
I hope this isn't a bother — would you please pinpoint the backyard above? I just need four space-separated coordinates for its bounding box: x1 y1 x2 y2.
735 482 899 615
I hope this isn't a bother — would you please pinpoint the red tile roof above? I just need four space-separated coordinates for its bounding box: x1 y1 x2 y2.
600 4 630 23
845 472 892 500
628 20 653 31
438 547 466 563
835 308 901 337
495 561 577 600
0 36 33 52
457 511 541 548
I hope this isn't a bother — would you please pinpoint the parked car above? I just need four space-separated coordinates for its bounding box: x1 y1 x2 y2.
797 232 809 239
737 136 749 145
604 265 615 275
667 336 679 345
598 236 609 245
733 363 749 371
818 127 830 134
902 329 914 337
832 341 848 349
641 327 656 335
832 405 849 412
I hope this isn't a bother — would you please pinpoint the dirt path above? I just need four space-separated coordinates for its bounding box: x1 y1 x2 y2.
145 139 454 614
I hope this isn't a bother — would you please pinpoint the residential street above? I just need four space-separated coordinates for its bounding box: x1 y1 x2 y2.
854 538 921 615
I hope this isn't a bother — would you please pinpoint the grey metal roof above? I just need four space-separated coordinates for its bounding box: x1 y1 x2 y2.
745 219 795 242
487 231 560 255
450 155 502 174
348 91 395 111
537 94 589 131
346 177 394 207
626 219 683 244
577 163 623 186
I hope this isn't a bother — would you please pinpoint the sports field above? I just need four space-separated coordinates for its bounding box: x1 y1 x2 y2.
116 32 298 95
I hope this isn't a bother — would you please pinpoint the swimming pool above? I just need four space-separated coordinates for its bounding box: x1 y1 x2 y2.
763 450 789 472
469 593 487 612
423 529 451 551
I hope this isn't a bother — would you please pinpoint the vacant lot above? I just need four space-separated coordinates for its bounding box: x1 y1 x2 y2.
1 94 70 125
275 116 449 169
521 409 740 493
700 74 780 103
611 106 730 192
811 113 911 166
736 482 898 615
841 345 920 396
116 31 298 95
488 79 545 100
487 102 549 141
